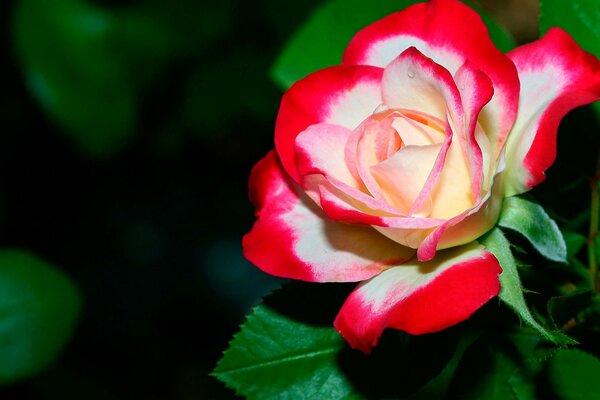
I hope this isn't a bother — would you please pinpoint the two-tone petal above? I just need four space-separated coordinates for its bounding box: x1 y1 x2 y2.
275 66 383 182
504 28 600 195
334 242 501 353
243 151 415 283
342 0 519 159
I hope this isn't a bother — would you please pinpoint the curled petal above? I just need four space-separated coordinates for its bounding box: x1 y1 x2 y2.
504 28 600 195
334 242 501 353
243 151 415 282
454 61 495 199
382 47 463 124
417 171 505 261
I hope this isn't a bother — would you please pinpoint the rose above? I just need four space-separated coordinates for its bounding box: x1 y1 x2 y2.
243 0 600 353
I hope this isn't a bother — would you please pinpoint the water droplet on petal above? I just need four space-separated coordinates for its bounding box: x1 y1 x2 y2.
374 104 389 114
407 69 415 79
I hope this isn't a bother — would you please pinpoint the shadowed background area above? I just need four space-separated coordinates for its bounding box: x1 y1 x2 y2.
0 0 537 398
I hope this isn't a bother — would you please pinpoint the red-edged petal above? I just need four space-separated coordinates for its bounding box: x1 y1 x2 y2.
275 66 383 183
454 61 495 199
295 123 363 191
243 151 415 282
315 180 445 229
343 0 519 160
334 242 501 353
504 28 600 195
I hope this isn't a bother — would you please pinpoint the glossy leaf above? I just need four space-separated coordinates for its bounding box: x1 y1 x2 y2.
0 250 81 385
498 196 567 263
271 0 515 89
481 228 574 345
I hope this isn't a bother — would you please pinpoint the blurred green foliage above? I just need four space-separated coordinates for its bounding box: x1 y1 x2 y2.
2 0 313 397
3 0 600 398
0 250 80 385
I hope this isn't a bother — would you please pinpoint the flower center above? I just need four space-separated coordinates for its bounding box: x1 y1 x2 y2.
345 106 473 220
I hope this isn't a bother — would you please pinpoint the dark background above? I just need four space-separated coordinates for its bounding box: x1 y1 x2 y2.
0 0 541 399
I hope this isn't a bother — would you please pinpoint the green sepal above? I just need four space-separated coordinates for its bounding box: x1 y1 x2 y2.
498 196 567 263
481 228 575 345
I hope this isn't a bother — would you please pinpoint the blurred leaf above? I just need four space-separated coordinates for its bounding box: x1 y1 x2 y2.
540 0 600 58
13 0 136 157
481 228 575 345
470 3 516 53
545 349 600 400
271 0 515 89
202 239 283 314
562 231 587 259
0 250 81 385
212 304 357 399
548 291 598 328
447 333 529 400
509 347 557 400
498 196 567 263
135 0 233 56
409 329 482 399
184 48 277 136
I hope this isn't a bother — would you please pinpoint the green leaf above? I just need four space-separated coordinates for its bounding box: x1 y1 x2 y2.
481 228 574 345
547 291 598 328
271 0 515 89
562 231 587 259
546 349 600 400
540 0 600 58
12 0 136 157
409 329 482 399
0 250 81 385
214 282 468 399
498 196 567 263
509 347 557 400
447 332 529 400
212 305 356 399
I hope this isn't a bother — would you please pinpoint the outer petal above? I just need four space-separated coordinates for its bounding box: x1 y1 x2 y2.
342 0 519 160
334 242 501 353
504 28 600 195
275 66 383 182
243 151 414 282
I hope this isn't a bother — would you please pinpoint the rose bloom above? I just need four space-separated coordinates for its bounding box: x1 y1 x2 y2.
243 0 600 352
